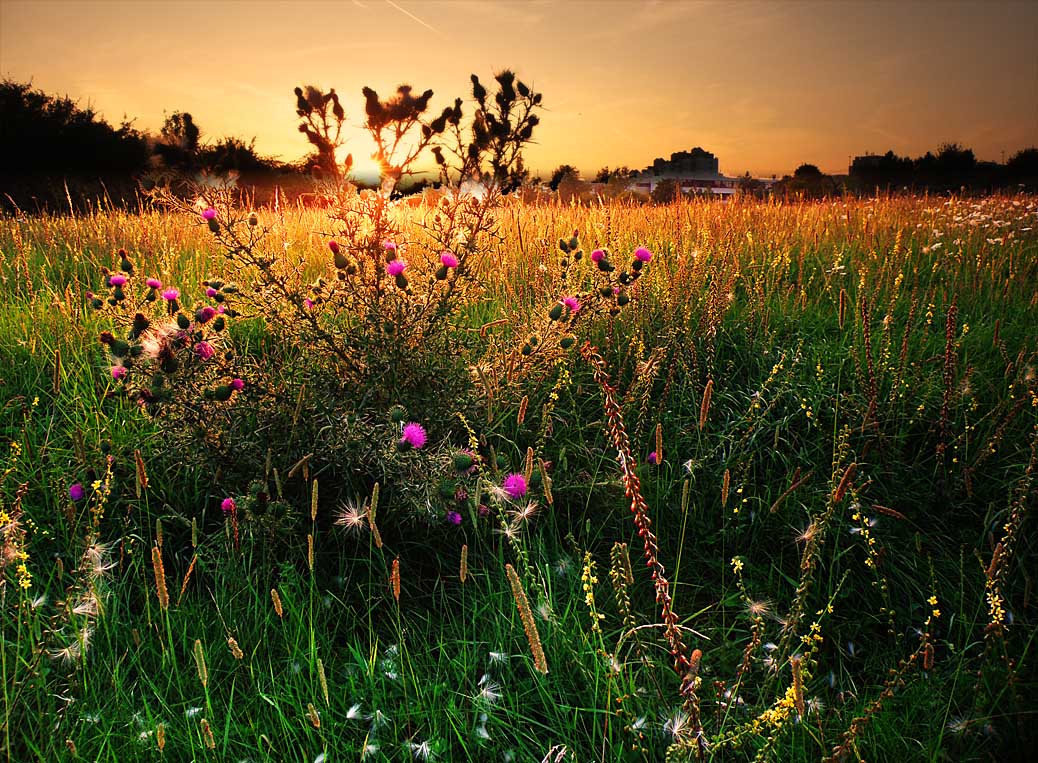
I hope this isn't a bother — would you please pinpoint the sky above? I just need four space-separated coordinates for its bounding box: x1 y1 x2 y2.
2 0 1037 179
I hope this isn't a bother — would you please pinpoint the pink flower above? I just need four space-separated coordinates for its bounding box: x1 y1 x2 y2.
562 296 581 313
111 365 127 380
400 422 427 449
440 251 459 268
108 274 127 287
146 278 162 289
386 260 407 277
205 287 218 298
69 483 86 502
446 510 462 526
161 288 180 301
647 451 658 465
221 497 236 514
590 249 604 263
201 207 217 221
383 241 397 252
304 298 314 309
328 240 341 254
502 473 527 500
196 306 217 324
230 378 245 391
194 341 215 360
635 247 653 262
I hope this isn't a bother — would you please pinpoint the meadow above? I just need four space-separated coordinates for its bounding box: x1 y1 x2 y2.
1 189 1036 762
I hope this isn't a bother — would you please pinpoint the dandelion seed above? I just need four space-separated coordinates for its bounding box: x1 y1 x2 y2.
488 650 508 665
347 703 365 720
476 680 501 705
185 706 203 719
334 500 368 533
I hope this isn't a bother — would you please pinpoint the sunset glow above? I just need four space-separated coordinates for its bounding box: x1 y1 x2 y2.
1 0 1036 177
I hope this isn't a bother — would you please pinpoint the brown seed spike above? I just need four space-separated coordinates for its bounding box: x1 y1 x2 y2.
460 544 469 584
833 463 857 503
151 546 169 610
505 563 548 674
271 588 284 618
391 558 401 602
655 422 663 463
699 379 714 430
721 469 731 508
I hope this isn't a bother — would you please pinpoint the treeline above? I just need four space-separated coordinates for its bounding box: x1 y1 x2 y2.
849 143 1038 194
0 79 291 213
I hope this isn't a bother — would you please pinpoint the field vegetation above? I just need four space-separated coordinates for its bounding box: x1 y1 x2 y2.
2 160 1037 759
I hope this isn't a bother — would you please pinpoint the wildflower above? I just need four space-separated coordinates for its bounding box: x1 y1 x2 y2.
304 298 314 309
590 249 604 262
146 278 162 289
161 288 180 301
69 483 86 502
440 251 459 268
196 306 217 324
108 274 127 287
329 240 341 254
386 260 407 277
562 296 581 313
194 342 215 361
111 365 127 380
454 449 478 473
205 287 218 298
201 207 217 221
221 497 236 514
502 473 527 500
399 422 427 449
634 246 653 262
383 240 397 252
230 378 245 391
647 450 658 465
446 510 462 526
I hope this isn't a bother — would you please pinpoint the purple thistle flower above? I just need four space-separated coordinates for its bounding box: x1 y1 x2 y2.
386 260 407 277
161 288 180 301
221 497 236 514
440 251 459 268
446 510 462 526
647 451 658 465
635 246 653 262
146 278 162 289
108 274 127 287
590 249 604 263
230 378 245 391
111 365 127 380
69 483 85 502
205 287 218 298
304 298 314 309
201 207 217 221
478 503 490 517
196 306 217 324
400 422 427 449
502 473 527 500
328 240 340 254
194 341 215 361
562 296 581 313
383 240 397 252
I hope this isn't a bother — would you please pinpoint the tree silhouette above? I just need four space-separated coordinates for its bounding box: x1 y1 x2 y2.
549 164 578 191
294 85 349 179
154 111 201 169
0 79 148 175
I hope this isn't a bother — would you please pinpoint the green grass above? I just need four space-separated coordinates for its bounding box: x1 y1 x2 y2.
2 193 1036 762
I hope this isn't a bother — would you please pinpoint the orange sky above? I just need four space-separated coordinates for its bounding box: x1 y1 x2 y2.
2 0 1036 178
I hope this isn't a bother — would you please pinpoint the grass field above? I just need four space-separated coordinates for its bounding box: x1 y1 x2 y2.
1 191 1036 762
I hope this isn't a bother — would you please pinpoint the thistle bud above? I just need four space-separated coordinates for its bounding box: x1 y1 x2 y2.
389 404 408 422
248 212 259 227
548 304 564 321
207 218 220 233
521 343 533 356
109 339 130 357
177 314 191 330
559 336 575 349
435 265 449 280
599 286 614 297
334 251 349 269
395 274 408 290
212 316 226 332
617 293 630 306
558 239 569 253
496 454 508 470
214 385 233 402
454 452 475 471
